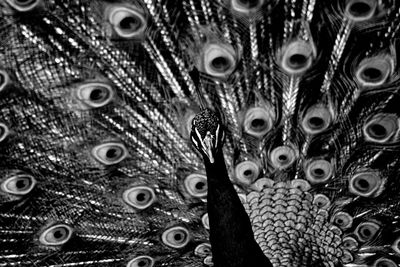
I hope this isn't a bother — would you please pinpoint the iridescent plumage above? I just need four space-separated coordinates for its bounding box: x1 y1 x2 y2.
1 0 400 267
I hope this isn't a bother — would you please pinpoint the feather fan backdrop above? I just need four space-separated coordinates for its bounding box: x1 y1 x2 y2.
1 0 400 266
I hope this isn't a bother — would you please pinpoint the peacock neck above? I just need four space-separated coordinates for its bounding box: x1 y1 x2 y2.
203 149 273 267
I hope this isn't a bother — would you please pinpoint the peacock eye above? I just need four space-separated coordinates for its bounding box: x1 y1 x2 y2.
39 224 73 246
184 173 208 198
235 160 260 185
127 256 154 267
243 107 274 138
5 0 41 12
373 258 397 267
1 174 36 196
363 114 398 143
342 237 358 251
330 225 343 237
204 255 214 266
14 0 36 6
251 178 274 192
0 123 10 142
107 5 147 39
305 159 333 184
312 194 331 209
0 72 5 89
184 113 196 139
161 226 190 249
230 0 265 14
349 172 383 198
76 82 114 109
342 250 354 263
280 40 315 74
122 186 156 210
391 237 400 254
201 213 210 230
355 56 393 87
290 179 311 191
0 70 10 92
194 243 212 257
270 146 297 169
345 0 377 22
91 142 128 165
202 43 238 79
355 221 380 242
301 105 332 135
331 212 353 229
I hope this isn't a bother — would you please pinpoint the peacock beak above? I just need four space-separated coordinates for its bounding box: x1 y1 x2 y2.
201 131 215 163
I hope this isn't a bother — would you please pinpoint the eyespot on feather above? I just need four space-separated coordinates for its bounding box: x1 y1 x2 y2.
363 113 398 144
196 42 240 79
279 40 316 75
229 0 265 15
348 171 384 198
250 178 274 192
127 256 154 267
331 212 353 229
184 173 208 198
304 159 333 184
5 0 43 12
270 145 297 169
122 186 156 210
204 255 213 266
194 243 212 257
391 236 400 254
234 160 260 185
342 237 358 251
202 213 210 230
0 70 11 93
342 250 354 263
373 257 397 267
243 107 274 138
291 179 311 191
1 174 36 196
344 0 377 22
184 113 196 139
161 226 190 249
355 55 394 87
354 221 380 242
312 194 331 209
39 224 73 246
75 82 114 109
0 123 10 143
301 105 332 135
91 142 128 165
105 4 148 40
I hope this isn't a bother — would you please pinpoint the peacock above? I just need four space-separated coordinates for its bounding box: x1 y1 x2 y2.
1 0 400 266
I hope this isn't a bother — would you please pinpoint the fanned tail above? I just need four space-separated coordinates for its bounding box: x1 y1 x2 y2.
1 0 400 267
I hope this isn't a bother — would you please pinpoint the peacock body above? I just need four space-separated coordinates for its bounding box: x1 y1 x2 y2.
1 0 400 266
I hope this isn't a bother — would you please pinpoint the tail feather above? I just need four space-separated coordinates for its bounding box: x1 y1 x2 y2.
1 0 400 266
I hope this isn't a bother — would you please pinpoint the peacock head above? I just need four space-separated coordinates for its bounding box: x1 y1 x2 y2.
190 109 225 164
